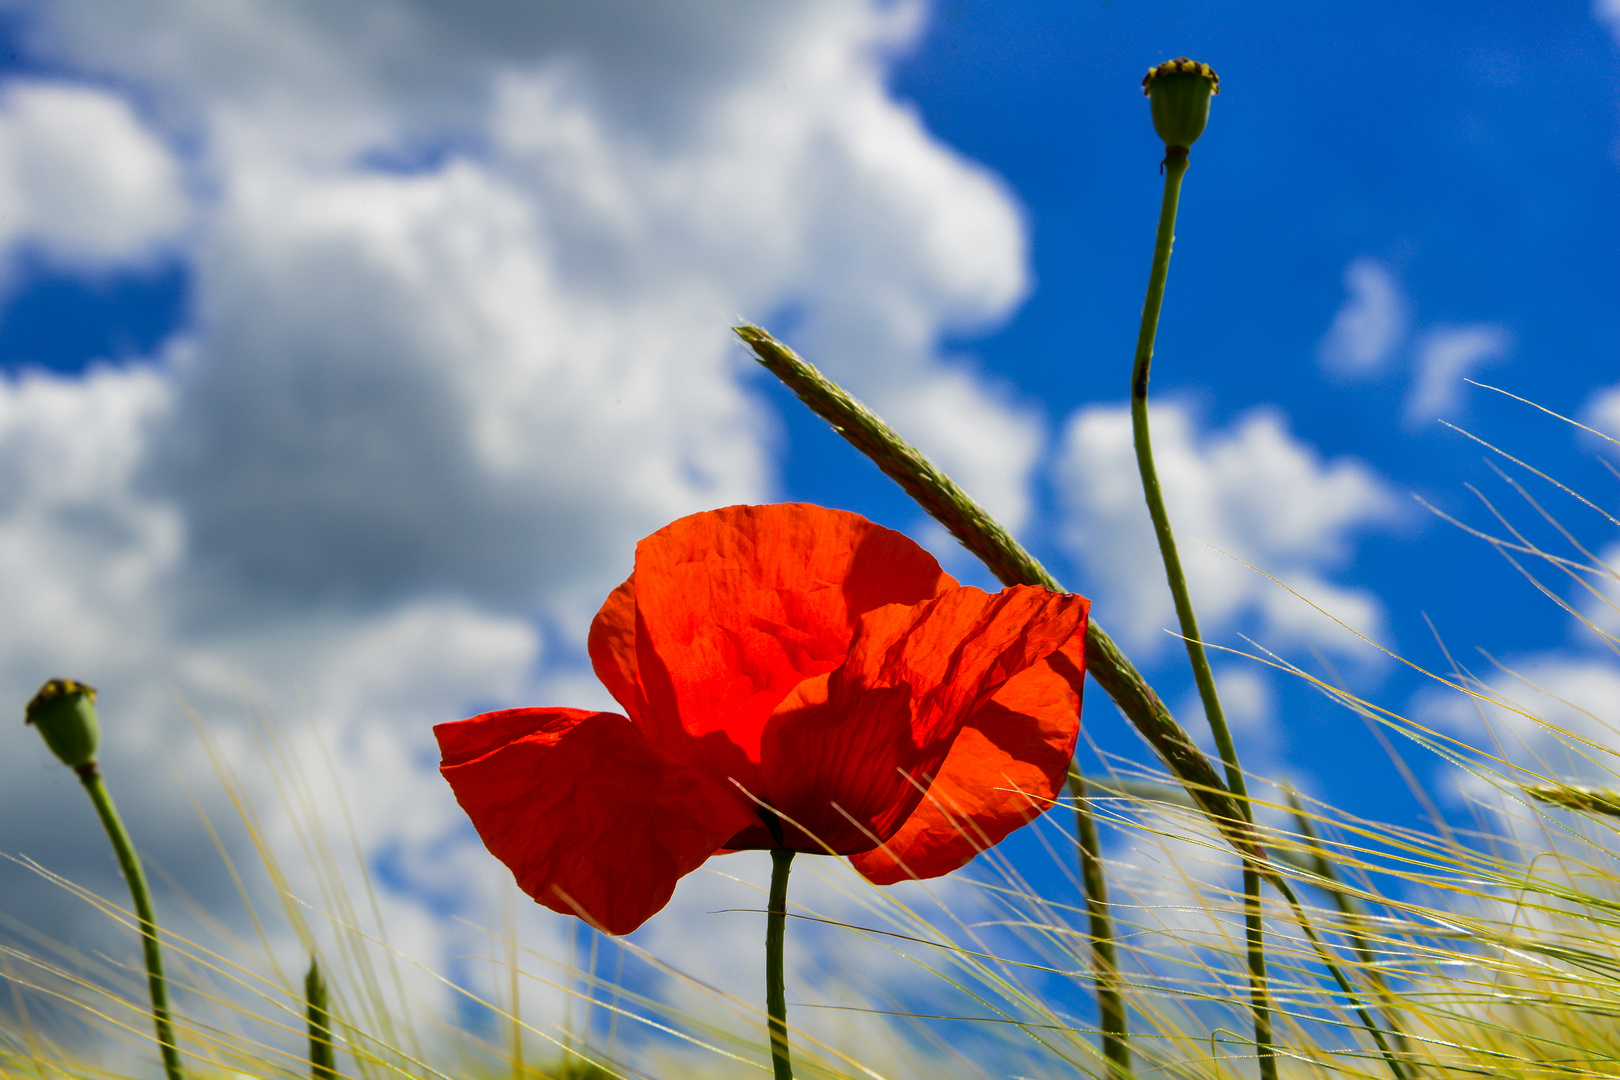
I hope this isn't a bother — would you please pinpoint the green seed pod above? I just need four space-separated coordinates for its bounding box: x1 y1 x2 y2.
25 678 100 768
1141 57 1220 151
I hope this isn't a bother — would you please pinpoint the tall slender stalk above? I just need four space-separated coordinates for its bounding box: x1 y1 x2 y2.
1067 770 1132 1079
77 762 185 1080
1127 149 1275 1080
766 848 796 1080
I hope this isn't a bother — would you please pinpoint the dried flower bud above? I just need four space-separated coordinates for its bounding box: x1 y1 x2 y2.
25 678 100 768
1142 57 1220 151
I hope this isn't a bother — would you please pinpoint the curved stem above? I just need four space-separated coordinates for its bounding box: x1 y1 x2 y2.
1128 154 1276 1080
766 848 796 1080
77 763 184 1080
1068 771 1132 1079
1129 156 1244 799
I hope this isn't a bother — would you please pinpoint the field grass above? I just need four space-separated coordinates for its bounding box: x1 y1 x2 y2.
6 389 1620 1079
8 581 1620 1080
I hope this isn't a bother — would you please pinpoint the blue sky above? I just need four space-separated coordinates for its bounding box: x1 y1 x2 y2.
2 0 1620 1054
771 0 1620 828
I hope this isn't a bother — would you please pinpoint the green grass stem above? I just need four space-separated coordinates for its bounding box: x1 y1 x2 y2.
306 956 336 1080
1285 793 1415 1064
1067 769 1132 1079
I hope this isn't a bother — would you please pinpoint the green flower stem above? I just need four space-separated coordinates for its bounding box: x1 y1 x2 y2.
1128 152 1276 1080
306 957 337 1080
766 848 796 1080
76 762 184 1080
1067 770 1131 1080
1129 158 1247 813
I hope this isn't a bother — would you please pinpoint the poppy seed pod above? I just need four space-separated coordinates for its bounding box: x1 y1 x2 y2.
1142 57 1220 151
25 678 100 768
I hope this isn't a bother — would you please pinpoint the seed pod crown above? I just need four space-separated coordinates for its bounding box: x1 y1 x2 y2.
1142 57 1220 151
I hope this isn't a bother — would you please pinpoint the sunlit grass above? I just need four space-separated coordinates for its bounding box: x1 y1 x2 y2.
7 702 1620 1079
8 402 1620 1079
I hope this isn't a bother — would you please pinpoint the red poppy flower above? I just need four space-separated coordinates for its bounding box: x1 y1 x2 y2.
436 503 1089 935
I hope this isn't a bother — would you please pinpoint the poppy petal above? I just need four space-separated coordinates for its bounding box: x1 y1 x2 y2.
850 624 1087 885
435 708 756 935
586 575 640 723
760 585 1086 854
628 504 952 785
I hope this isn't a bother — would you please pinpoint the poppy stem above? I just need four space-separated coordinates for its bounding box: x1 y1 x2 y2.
75 762 185 1080
765 848 796 1080
1128 153 1276 1080
1067 770 1132 1080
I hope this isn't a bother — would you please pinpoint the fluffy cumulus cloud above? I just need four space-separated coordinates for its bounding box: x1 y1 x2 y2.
1419 654 1620 826
1058 402 1398 657
0 82 187 274
1315 257 1514 430
1582 382 1620 451
1317 257 1407 376
1403 324 1512 427
0 0 1044 1054
1598 0 1620 41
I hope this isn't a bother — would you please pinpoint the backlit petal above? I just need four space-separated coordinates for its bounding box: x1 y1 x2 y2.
435 708 756 935
586 575 640 723
628 503 952 787
850 623 1087 885
760 585 1086 854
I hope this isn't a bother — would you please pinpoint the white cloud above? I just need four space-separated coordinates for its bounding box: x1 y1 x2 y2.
0 83 187 272
1213 666 1273 735
883 367 1042 532
1058 402 1397 657
1567 541 1620 640
1582 382 1620 454
0 0 1050 1056
1403 324 1512 427
1420 656 1620 801
1598 0 1620 39
1174 665 1275 765
1317 258 1406 376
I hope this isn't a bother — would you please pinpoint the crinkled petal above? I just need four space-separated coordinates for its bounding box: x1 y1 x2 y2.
435 708 756 935
627 503 952 787
850 623 1087 884
759 585 1086 854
